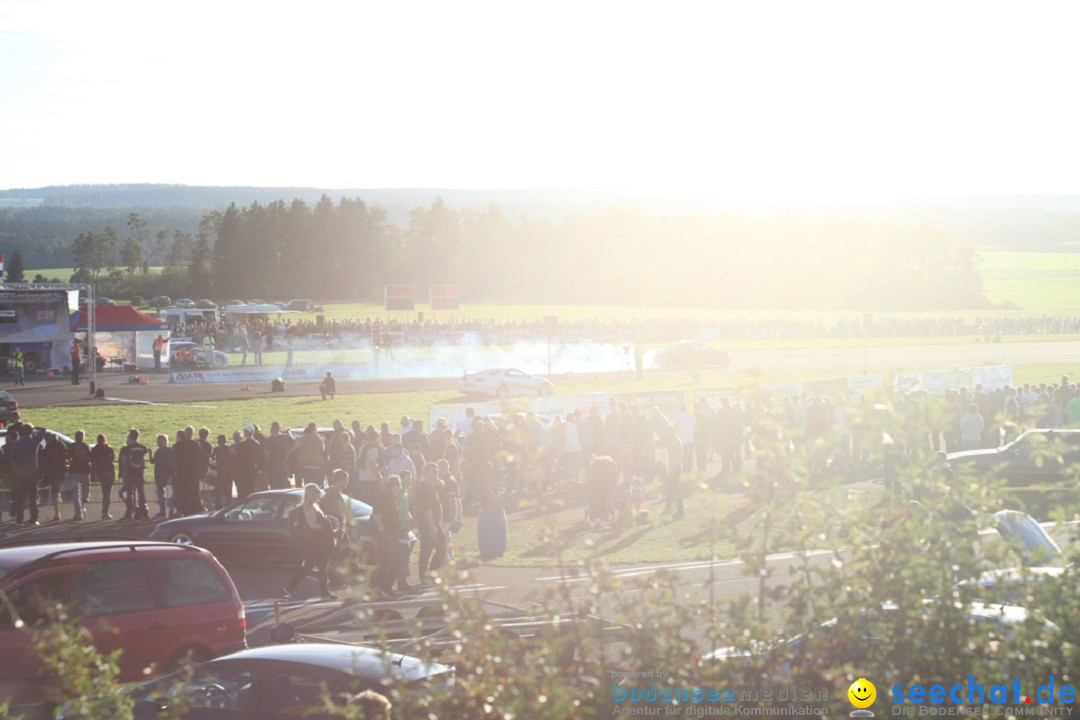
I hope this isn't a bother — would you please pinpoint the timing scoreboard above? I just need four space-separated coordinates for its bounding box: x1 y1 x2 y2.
384 285 417 311
429 285 460 311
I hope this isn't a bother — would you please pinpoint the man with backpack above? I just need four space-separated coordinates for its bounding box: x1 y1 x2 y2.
118 429 150 520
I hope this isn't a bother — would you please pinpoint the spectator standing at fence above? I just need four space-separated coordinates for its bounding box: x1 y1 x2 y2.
673 404 696 473
960 404 984 451
150 434 175 518
436 458 462 561
70 340 81 385
1067 391 1080 427
0 424 17 522
197 427 213 486
238 326 250 366
456 407 476 438
173 428 204 515
717 397 744 475
296 423 326 486
663 426 685 517
371 473 405 598
118 429 149 521
234 425 262 499
11 425 44 524
265 421 294 489
252 327 263 366
92 434 115 520
67 430 92 522
213 434 235 509
415 462 445 583
693 400 711 473
402 420 431 460
41 433 67 522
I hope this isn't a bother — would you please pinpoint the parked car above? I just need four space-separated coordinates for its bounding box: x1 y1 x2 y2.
228 299 246 307
175 298 196 308
195 299 217 309
946 428 1080 488
248 298 265 305
0 427 72 445
963 510 1072 608
0 540 245 714
649 340 731 370
59 643 453 720
148 295 172 309
79 296 116 306
170 341 229 369
283 299 322 312
149 488 377 567
459 368 554 399
0 388 19 424
705 601 1056 685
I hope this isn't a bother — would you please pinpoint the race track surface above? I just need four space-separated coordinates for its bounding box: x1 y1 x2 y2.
8 339 1080 408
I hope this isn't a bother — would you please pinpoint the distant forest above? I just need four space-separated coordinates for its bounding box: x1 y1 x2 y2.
0 190 988 310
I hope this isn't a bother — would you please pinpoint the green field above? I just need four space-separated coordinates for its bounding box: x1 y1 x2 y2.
979 250 1080 312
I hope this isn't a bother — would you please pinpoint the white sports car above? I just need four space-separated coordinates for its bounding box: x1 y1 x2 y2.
459 368 554 398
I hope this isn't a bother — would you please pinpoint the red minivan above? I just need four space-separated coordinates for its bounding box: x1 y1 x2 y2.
0 540 246 713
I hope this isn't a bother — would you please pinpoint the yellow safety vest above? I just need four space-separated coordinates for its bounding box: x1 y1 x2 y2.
12 352 23 369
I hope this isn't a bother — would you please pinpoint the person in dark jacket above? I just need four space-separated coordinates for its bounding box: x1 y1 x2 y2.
118 429 150 520
173 428 205 516
234 425 262 499
371 474 405 598
11 425 45 524
150 434 176 519
0 425 18 523
67 430 92 521
320 371 336 401
212 434 235 510
283 483 338 601
91 434 116 519
40 433 68 522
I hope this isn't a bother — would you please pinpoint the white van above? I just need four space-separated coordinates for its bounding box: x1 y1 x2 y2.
158 308 220 326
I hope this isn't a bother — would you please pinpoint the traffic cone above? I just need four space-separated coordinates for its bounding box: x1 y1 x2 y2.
45 370 54 378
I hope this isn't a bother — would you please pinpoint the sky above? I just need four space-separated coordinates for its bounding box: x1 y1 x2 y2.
3 0 1080 201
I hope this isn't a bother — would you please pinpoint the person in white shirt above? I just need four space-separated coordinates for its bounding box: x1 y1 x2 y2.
959 404 984 450
673 404 696 471
387 443 416 479
456 408 476 438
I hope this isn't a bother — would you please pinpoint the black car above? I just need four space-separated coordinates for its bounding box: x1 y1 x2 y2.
58 643 453 720
0 388 19 424
650 340 731 370
148 489 376 566
946 428 1080 488
148 295 172 309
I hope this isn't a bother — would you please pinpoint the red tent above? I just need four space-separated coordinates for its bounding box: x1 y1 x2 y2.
70 306 170 332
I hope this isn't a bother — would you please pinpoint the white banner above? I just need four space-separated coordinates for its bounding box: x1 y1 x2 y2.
847 375 885 400
170 366 315 384
971 364 1014 391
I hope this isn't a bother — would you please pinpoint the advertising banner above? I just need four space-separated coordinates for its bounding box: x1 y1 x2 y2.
847 375 885 400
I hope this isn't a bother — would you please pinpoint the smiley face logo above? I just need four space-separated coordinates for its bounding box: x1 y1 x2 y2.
848 678 876 708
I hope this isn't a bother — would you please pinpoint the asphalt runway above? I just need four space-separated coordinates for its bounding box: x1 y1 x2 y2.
8 339 1080 409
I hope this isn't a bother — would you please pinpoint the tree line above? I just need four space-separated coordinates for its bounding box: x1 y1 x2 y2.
5 196 989 309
